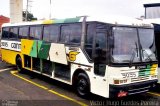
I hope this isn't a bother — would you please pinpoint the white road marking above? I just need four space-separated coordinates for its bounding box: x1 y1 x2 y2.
0 68 14 72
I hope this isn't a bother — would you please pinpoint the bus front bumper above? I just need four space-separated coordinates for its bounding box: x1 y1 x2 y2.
109 79 158 98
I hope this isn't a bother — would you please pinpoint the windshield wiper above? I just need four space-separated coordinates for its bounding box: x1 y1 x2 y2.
129 49 136 68
129 42 139 67
135 42 139 57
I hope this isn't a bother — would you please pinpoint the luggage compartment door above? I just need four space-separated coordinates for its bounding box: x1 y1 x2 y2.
21 39 37 57
49 43 68 65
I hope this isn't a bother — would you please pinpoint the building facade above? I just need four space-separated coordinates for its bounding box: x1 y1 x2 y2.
0 15 10 32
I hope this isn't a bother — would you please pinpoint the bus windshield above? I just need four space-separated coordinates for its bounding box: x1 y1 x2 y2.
112 27 157 63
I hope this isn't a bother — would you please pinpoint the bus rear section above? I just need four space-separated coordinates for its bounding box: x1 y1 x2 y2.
0 17 158 98
0 26 22 65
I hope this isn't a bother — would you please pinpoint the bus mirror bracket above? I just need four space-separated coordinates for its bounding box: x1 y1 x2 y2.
81 16 87 50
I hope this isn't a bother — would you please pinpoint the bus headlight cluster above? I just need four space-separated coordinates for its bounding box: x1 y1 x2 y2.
113 79 128 84
151 75 157 79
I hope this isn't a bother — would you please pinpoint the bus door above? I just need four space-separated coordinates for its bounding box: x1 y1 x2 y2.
91 32 108 97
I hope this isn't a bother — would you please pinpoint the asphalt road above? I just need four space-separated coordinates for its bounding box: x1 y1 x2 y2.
0 61 160 106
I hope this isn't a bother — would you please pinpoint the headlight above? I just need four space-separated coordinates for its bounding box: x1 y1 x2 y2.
113 79 128 84
151 75 157 79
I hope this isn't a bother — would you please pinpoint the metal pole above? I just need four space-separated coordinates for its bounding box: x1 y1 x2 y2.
25 0 29 21
49 0 52 19
145 7 146 19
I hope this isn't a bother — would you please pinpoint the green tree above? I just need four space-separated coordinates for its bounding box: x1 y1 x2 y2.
23 11 37 21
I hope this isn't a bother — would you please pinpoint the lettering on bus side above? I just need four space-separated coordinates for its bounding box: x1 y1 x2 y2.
11 43 21 49
1 42 8 47
1 41 21 51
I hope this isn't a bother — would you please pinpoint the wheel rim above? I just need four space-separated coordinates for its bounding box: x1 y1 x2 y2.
77 78 88 96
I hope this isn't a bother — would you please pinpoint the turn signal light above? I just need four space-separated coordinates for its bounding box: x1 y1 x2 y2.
114 80 120 84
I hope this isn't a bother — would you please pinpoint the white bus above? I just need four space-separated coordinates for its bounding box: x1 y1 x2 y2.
0 16 158 98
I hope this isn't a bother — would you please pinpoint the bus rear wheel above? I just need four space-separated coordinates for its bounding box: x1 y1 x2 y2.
16 56 23 72
76 73 90 98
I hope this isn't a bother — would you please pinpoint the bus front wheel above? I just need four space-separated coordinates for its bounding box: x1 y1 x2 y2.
76 73 90 98
16 56 23 72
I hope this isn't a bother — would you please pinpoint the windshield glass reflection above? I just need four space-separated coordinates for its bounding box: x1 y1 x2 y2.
138 28 157 61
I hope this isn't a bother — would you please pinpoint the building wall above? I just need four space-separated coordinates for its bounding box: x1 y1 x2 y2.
0 15 10 32
144 3 160 19
10 0 23 23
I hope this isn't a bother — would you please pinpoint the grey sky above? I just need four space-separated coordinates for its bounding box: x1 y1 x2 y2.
0 0 160 19
0 0 9 17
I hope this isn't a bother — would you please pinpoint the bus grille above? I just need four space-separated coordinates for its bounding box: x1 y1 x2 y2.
131 76 150 82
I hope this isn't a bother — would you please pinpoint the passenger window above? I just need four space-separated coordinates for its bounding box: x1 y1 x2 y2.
50 26 59 42
43 25 59 42
84 24 95 59
19 26 29 39
10 27 18 39
70 24 82 44
2 27 9 39
43 26 50 41
60 24 82 45
30 26 42 40
60 25 70 44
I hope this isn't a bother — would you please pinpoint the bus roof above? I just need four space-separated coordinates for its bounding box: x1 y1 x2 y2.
2 16 153 28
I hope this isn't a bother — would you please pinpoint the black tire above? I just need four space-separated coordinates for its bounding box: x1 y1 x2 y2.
76 73 90 98
16 56 23 72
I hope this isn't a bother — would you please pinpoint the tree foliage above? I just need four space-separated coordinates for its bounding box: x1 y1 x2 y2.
23 11 37 21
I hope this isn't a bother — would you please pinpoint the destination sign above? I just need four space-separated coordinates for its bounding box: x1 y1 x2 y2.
1 40 21 52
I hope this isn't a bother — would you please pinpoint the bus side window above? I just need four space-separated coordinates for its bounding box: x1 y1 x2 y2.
43 25 59 42
60 24 82 45
60 25 70 44
84 24 95 59
43 25 50 42
50 25 59 42
19 26 29 39
9 27 18 40
30 26 42 40
70 24 82 45
2 27 10 39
